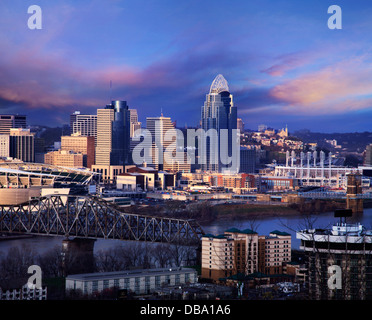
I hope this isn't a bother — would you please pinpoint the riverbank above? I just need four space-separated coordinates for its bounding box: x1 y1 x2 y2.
212 203 300 221
209 199 346 223
129 198 348 225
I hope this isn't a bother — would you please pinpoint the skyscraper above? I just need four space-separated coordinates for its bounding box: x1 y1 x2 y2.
146 115 176 170
95 100 130 166
9 128 34 162
70 111 97 144
129 109 142 138
201 74 238 173
0 114 27 135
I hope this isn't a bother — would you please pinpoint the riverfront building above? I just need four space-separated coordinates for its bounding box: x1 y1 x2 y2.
297 221 372 300
201 228 291 282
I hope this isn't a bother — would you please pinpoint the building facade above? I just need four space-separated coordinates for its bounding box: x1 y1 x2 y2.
70 111 97 143
9 128 34 162
0 114 27 135
201 74 237 173
258 230 292 274
297 221 372 300
44 150 84 168
65 267 198 296
96 101 130 166
202 228 291 282
61 134 95 169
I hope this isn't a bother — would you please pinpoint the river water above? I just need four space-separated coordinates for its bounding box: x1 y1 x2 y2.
1 208 372 256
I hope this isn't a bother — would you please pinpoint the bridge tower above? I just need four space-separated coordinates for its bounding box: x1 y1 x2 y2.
346 173 363 215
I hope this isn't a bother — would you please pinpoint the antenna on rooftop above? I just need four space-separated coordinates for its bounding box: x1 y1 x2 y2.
109 80 112 102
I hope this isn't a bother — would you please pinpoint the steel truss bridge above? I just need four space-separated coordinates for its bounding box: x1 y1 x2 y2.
0 195 204 245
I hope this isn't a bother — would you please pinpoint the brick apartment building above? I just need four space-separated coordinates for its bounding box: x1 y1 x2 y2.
201 228 291 282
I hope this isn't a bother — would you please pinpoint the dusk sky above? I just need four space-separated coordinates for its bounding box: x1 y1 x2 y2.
2 0 372 132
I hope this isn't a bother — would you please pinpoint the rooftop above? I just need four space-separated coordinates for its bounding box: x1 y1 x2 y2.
66 267 196 281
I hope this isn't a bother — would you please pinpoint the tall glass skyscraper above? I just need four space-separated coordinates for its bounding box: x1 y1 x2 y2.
201 74 238 173
96 100 130 166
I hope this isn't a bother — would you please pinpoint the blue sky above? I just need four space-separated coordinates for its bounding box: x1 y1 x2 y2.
1 0 372 132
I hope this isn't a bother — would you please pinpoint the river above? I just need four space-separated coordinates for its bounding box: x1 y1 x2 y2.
1 208 372 256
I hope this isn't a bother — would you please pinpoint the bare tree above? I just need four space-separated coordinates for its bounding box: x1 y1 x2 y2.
0 244 38 280
152 244 172 268
38 245 64 278
95 247 124 272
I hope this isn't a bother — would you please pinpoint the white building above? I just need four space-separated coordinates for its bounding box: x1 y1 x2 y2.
65 267 198 295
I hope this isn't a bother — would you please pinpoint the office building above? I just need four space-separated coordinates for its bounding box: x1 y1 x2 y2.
65 267 198 296
364 143 372 166
297 220 372 300
0 114 27 134
237 118 244 133
95 101 130 166
129 109 142 138
239 147 256 174
70 111 97 143
44 150 84 168
0 135 10 158
9 128 34 162
61 134 95 168
91 165 124 184
145 115 190 172
201 74 238 173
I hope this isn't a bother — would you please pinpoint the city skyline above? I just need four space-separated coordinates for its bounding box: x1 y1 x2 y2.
2 0 372 132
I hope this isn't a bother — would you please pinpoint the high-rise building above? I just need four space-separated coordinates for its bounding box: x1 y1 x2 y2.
146 115 176 170
145 115 190 172
364 144 372 166
239 146 256 173
0 135 10 158
201 74 237 173
129 109 142 138
237 118 244 133
70 111 97 144
61 134 95 168
95 101 130 166
9 128 34 162
0 114 27 135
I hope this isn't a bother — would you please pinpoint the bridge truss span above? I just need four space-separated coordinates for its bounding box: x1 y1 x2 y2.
0 195 204 245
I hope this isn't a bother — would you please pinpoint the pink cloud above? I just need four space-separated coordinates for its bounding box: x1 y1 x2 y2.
269 56 372 114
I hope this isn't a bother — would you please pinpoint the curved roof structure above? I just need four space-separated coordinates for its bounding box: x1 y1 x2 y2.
209 74 229 94
0 161 97 186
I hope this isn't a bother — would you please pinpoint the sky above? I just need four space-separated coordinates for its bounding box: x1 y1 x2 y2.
1 0 372 133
